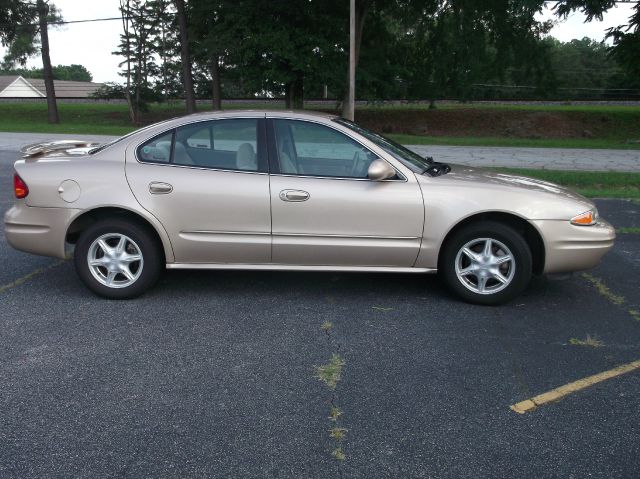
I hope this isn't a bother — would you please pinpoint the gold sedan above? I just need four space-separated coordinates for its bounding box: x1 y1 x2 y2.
4 111 615 304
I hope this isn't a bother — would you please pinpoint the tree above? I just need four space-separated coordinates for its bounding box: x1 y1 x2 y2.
0 64 93 81
116 0 164 124
53 64 92 82
174 0 196 112
554 0 640 89
189 0 226 109
0 0 61 123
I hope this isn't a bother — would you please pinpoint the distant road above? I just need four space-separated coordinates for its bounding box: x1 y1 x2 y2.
408 145 640 172
0 132 638 172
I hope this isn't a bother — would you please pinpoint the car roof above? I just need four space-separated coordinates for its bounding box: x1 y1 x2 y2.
184 109 338 121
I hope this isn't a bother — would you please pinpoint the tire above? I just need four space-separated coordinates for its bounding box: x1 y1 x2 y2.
439 221 532 306
74 218 163 299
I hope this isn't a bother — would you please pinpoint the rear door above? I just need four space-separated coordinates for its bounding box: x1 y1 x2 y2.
126 117 272 264
267 118 424 267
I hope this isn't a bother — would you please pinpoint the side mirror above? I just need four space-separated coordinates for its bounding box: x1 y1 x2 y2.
367 159 396 181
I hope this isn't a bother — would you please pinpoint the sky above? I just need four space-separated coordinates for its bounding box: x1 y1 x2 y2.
4 0 638 84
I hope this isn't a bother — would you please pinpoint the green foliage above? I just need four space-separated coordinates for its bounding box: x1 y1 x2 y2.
99 0 640 105
90 82 127 100
1 64 93 82
0 0 62 68
555 1 640 90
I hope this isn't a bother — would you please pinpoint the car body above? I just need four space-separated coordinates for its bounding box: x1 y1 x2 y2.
4 110 615 304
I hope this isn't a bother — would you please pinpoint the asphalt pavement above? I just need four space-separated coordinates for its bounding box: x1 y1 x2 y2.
1 144 639 478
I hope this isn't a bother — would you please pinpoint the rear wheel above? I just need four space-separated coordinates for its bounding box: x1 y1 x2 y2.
74 219 163 299
440 221 532 305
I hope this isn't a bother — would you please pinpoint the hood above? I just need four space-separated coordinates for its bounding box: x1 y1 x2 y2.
441 164 593 206
21 140 102 159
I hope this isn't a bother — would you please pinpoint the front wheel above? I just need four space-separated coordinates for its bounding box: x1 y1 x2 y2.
74 219 163 299
440 221 532 305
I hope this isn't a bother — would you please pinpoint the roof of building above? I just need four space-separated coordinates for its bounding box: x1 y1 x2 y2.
0 75 20 92
0 75 103 98
27 79 103 98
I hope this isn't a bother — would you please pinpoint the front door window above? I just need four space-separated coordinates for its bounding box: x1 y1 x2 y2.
273 119 378 178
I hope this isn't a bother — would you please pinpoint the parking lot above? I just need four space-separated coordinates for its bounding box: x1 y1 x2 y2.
1 145 639 478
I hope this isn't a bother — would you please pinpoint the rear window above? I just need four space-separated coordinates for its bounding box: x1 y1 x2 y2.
137 131 174 163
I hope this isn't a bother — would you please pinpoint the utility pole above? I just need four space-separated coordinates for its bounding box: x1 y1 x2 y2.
345 0 355 121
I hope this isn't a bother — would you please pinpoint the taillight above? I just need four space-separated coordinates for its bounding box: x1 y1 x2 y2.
13 173 29 199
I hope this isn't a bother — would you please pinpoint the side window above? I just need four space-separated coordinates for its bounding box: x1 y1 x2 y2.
174 119 259 171
137 131 173 163
273 120 378 178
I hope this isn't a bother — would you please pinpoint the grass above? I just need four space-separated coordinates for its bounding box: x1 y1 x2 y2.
331 448 346 461
372 306 393 312
362 102 640 113
491 169 640 199
314 354 345 390
320 321 334 331
0 102 136 135
569 335 604 348
617 227 640 234
328 407 342 422
582 273 625 306
329 427 348 440
1 102 640 150
388 134 640 150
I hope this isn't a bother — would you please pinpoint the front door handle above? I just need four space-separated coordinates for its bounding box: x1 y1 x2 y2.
279 189 310 202
149 181 173 194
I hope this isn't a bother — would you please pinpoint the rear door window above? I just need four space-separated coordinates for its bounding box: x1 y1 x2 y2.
137 119 263 172
175 119 259 171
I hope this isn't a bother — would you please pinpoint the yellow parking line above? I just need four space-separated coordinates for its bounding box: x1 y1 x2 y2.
0 260 65 294
511 359 640 414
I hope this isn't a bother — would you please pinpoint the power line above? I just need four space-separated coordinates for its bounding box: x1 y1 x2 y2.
0 15 167 29
49 16 124 25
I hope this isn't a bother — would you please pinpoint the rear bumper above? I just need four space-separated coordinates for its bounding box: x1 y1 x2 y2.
531 219 616 274
4 202 79 259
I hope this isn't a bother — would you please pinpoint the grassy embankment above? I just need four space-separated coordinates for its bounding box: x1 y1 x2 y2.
1 101 640 149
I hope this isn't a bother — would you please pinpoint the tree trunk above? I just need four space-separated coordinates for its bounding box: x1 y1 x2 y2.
284 84 292 109
284 75 304 109
341 0 369 119
211 56 221 110
292 75 303 109
37 0 59 124
174 0 196 113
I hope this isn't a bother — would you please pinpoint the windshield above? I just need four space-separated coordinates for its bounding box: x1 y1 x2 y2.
333 118 433 172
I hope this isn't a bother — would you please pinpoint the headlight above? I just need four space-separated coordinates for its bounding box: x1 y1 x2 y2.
571 209 598 226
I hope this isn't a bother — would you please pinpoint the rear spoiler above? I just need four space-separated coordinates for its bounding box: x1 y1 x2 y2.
21 140 101 158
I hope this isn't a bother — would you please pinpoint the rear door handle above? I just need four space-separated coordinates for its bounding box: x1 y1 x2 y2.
149 182 173 194
279 189 310 202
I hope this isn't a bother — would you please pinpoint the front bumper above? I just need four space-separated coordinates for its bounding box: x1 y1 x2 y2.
531 219 616 274
4 202 80 259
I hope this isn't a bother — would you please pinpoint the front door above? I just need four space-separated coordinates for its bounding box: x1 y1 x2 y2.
126 117 272 264
267 118 424 267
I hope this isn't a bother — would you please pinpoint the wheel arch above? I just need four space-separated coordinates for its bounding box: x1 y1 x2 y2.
65 206 174 263
437 211 545 275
